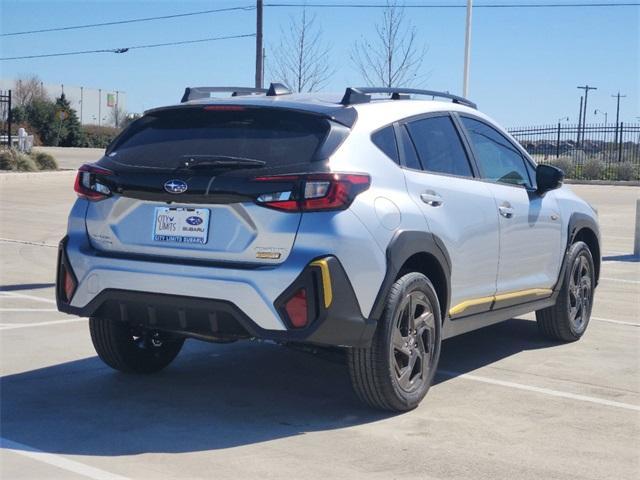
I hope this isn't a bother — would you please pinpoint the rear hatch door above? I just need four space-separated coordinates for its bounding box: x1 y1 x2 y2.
86 105 342 264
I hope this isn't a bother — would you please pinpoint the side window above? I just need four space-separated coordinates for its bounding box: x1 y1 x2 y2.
371 126 399 164
461 117 531 187
405 116 473 178
399 125 423 170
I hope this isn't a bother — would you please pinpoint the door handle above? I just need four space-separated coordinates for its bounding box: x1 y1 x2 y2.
498 202 514 218
420 191 443 207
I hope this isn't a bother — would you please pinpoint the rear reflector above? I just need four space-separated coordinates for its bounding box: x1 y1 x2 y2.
59 261 77 304
253 173 370 212
74 164 113 201
284 288 308 328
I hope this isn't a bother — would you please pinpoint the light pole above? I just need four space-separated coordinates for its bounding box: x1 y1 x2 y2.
463 0 473 98
594 109 608 125
558 116 569 123
80 86 83 125
255 0 264 89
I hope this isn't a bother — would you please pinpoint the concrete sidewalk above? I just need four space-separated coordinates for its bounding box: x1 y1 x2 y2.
32 146 104 170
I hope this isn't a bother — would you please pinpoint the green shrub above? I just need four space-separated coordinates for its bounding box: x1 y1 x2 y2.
0 149 38 171
31 151 58 170
549 156 574 178
81 125 120 148
581 157 603 180
611 162 636 181
570 150 588 165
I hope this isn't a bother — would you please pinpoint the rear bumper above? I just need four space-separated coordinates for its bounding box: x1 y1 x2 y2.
56 236 376 347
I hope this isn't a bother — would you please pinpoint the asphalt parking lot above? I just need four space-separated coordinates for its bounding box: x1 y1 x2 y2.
0 171 638 480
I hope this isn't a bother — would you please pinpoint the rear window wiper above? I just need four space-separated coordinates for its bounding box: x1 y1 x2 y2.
181 155 266 170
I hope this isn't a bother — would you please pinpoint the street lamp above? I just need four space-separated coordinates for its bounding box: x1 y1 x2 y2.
558 116 569 123
594 109 608 125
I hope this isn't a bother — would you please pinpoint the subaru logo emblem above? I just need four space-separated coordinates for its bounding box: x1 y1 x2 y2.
164 179 188 194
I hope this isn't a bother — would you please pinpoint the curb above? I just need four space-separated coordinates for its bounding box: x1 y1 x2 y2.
565 179 640 187
0 170 75 182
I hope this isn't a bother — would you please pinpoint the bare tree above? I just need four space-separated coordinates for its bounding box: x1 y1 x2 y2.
351 1 427 87
14 75 48 106
270 9 334 92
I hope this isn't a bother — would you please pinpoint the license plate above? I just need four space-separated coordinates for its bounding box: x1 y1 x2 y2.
153 207 210 244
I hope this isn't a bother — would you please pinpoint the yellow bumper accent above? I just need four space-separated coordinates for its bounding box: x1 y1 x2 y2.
449 288 552 317
310 259 333 308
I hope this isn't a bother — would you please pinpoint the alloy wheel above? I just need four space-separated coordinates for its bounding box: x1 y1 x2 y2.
391 291 437 393
568 253 592 331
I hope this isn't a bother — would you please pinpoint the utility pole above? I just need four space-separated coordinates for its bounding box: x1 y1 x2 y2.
462 0 473 98
577 85 597 146
612 91 626 144
255 0 264 89
577 96 583 145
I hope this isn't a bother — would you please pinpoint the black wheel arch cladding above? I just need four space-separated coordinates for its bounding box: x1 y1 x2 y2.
369 230 452 323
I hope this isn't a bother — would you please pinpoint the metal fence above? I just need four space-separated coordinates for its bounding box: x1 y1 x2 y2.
508 123 640 180
0 90 12 148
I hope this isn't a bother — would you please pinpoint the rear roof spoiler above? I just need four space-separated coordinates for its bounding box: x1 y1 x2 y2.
340 87 477 109
181 83 291 103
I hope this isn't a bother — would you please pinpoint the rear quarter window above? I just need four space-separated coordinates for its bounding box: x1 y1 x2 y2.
371 126 399 164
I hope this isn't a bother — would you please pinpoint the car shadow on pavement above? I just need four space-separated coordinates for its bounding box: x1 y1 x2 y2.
602 254 639 263
0 282 55 292
1 318 558 456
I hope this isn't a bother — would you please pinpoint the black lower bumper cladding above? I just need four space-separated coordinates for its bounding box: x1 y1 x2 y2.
56 245 375 348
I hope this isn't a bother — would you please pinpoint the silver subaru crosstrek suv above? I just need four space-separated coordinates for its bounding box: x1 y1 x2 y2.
57 85 600 411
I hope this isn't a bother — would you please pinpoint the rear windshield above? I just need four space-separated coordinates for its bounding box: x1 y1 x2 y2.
107 107 330 170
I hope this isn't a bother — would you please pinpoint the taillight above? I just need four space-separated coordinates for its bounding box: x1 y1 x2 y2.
284 288 308 328
253 173 370 212
74 164 113 201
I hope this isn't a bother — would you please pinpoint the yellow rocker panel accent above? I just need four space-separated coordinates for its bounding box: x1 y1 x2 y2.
449 288 552 317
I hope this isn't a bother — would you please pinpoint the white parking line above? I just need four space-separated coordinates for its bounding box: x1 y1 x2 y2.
0 318 86 330
600 277 640 285
438 370 640 412
592 316 639 327
0 291 56 304
1 437 130 480
0 237 57 248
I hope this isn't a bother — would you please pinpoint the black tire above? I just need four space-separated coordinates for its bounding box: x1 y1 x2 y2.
348 272 442 411
536 241 595 342
89 317 184 374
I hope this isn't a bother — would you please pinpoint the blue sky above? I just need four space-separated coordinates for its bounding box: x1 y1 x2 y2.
1 0 638 126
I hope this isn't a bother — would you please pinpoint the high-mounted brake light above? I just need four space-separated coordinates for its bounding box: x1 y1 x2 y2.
203 105 246 111
253 173 370 212
74 164 113 201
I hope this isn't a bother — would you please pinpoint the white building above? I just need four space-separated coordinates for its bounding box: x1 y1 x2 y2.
0 79 127 127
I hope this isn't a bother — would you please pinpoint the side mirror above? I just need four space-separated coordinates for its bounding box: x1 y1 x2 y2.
536 164 564 195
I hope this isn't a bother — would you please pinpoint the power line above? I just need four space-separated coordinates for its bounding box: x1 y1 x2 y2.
0 34 256 61
1 5 255 37
265 2 640 7
3 3 635 39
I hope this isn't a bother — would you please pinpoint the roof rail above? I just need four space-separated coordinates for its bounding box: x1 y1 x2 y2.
181 83 292 103
341 87 477 109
